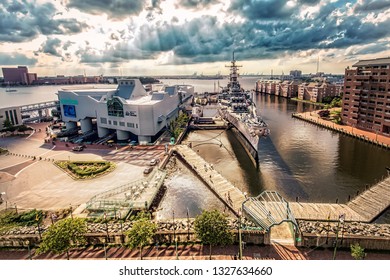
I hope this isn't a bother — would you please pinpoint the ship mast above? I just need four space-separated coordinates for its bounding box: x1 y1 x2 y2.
226 52 242 92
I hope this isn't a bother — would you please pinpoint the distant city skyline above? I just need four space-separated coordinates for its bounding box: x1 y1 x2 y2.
1 0 390 76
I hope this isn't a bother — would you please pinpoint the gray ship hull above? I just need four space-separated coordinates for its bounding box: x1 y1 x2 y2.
219 109 260 165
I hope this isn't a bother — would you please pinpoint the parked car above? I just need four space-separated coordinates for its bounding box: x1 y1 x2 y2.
143 167 153 174
149 159 158 166
72 145 84 152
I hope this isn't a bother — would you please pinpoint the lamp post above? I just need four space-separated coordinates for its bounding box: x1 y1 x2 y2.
172 210 176 242
104 212 109 240
186 208 190 241
333 214 345 260
238 209 243 260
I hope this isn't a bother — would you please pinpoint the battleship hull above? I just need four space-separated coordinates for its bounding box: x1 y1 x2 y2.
219 109 260 166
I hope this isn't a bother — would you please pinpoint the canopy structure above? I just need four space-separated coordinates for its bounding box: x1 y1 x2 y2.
242 191 298 232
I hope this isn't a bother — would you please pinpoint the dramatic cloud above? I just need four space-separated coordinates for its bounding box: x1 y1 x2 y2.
354 0 390 12
178 0 220 9
67 0 146 19
3 0 390 74
38 37 63 57
76 42 155 64
0 0 88 43
229 0 298 20
0 52 37 65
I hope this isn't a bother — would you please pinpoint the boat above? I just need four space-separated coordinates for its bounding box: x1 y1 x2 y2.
5 82 17 92
218 53 269 166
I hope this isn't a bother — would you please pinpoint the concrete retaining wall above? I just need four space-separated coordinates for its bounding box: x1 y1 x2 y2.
0 230 265 248
299 233 390 251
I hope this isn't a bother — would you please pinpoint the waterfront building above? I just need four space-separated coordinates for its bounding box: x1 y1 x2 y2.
58 79 194 143
298 82 339 103
342 57 390 136
256 80 299 98
1 66 37 85
37 75 103 85
0 106 22 130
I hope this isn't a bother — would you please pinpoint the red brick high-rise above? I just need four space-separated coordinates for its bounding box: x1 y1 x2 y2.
342 58 390 136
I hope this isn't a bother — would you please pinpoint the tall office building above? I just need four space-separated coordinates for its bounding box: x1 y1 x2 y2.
342 58 390 136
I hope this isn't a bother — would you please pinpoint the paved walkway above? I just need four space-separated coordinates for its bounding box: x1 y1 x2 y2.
0 244 389 260
293 110 390 148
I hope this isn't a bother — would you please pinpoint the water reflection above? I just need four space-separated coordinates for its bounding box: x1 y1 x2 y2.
156 160 232 220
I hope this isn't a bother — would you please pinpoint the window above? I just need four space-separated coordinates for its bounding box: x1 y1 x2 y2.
13 110 18 125
127 122 134 128
107 97 124 117
119 121 125 126
136 124 138 128
113 121 118 126
108 120 112 125
100 117 107 124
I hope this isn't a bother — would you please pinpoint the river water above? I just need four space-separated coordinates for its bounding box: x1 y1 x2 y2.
2 78 390 222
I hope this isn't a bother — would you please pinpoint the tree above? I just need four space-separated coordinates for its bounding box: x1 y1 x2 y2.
351 243 365 260
126 214 157 260
2 119 13 131
36 218 87 260
194 210 234 259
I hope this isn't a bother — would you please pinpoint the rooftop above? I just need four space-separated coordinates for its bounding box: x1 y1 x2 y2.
352 57 390 67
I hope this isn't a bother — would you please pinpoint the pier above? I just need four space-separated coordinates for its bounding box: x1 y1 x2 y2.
173 144 390 223
174 144 246 216
346 176 390 222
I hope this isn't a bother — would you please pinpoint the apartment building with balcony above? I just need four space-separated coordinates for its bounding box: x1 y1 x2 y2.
342 57 390 136
298 82 339 103
256 80 299 98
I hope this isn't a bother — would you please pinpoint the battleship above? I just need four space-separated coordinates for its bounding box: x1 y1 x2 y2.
218 53 269 166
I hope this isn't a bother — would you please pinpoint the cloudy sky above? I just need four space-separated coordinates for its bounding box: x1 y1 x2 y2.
1 0 390 76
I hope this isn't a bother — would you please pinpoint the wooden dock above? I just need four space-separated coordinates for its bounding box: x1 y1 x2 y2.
172 145 390 223
174 145 246 216
346 176 390 222
289 202 363 222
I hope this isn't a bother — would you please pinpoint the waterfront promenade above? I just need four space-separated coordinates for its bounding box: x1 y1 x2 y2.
292 110 390 149
174 145 246 216
174 144 390 223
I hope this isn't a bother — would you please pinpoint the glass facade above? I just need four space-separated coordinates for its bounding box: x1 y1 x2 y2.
107 97 124 117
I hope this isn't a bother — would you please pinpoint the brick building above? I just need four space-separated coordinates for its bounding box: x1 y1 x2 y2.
298 82 339 103
342 58 390 136
256 80 299 98
2 66 37 85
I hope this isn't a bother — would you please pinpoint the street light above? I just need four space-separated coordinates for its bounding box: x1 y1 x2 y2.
238 209 243 260
186 208 190 241
333 214 345 260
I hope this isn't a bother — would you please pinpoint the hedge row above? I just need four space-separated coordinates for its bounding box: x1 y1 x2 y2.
67 162 112 176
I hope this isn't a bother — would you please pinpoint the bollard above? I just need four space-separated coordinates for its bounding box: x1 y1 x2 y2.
296 196 299 202
348 195 351 202
336 198 338 204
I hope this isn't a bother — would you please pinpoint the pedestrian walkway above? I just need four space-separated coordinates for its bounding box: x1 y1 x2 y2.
292 110 390 149
174 145 246 216
1 244 389 260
